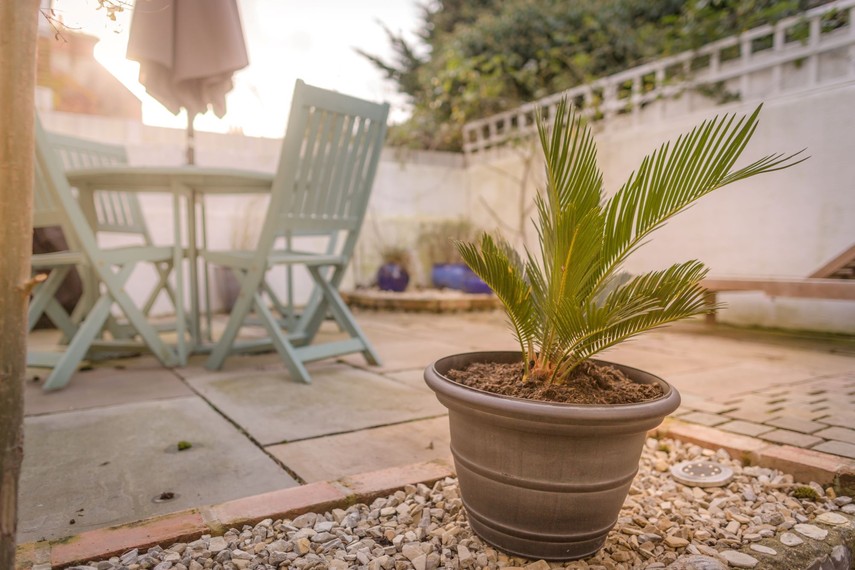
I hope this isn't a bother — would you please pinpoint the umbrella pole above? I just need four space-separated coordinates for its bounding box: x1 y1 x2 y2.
186 112 196 165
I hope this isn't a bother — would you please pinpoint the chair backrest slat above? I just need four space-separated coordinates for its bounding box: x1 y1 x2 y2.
48 131 150 238
33 160 65 229
339 116 378 220
263 80 389 260
312 112 347 217
271 81 389 251
33 118 102 259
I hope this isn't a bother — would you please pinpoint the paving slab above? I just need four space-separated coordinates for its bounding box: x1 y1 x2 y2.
718 420 776 437
266 416 452 482
674 392 738 415
679 411 731 427
24 356 192 416
384 369 434 393
766 416 827 434
599 343 733 378
812 440 855 459
759 429 825 448
761 406 832 422
817 411 855 428
186 364 447 445
665 361 826 399
18 397 297 543
340 329 474 373
726 407 784 423
814 426 855 444
177 351 288 379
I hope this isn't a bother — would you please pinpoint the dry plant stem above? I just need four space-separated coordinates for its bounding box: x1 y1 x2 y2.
0 1 40 567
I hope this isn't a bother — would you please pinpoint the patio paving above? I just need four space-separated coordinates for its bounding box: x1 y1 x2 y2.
18 309 855 547
19 397 297 543
185 363 446 445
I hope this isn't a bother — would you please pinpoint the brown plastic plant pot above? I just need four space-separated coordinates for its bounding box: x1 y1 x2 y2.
424 351 681 561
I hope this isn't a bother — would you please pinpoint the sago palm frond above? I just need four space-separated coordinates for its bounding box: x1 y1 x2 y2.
457 98 804 385
456 234 539 366
595 106 806 298
553 261 711 379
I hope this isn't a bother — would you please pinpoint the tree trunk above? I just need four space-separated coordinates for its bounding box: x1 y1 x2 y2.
0 1 40 568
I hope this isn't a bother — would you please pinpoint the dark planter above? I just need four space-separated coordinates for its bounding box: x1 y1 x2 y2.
215 266 241 312
377 262 410 292
424 351 680 560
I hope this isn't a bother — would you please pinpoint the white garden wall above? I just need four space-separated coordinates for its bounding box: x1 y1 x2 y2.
39 79 855 334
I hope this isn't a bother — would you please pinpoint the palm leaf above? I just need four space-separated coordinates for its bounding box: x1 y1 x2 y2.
456 234 539 355
554 262 711 377
536 99 603 217
596 105 805 297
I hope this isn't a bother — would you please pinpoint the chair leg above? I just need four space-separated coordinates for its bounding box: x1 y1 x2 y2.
41 294 113 391
262 280 298 329
205 267 261 370
295 265 342 341
44 298 79 340
105 263 179 367
141 260 174 316
308 266 381 366
253 292 312 383
28 267 70 331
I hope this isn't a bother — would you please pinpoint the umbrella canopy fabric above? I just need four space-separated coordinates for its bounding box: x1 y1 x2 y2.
127 0 248 162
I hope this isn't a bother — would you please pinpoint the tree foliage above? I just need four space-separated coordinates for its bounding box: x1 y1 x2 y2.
362 0 826 151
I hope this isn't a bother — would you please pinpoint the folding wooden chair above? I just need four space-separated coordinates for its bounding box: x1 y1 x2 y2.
203 80 389 382
48 131 179 317
28 118 184 390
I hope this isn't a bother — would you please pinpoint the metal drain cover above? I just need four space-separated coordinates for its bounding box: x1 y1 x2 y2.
670 460 734 487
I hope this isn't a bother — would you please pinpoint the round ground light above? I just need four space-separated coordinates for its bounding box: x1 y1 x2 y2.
670 460 734 487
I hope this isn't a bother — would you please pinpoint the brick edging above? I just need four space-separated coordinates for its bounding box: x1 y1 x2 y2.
15 459 455 570
656 418 855 494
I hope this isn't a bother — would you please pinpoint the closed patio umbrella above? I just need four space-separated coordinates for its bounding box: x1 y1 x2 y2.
127 0 249 164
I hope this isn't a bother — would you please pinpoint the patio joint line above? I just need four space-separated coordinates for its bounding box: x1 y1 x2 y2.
263 413 450 447
172 374 309 485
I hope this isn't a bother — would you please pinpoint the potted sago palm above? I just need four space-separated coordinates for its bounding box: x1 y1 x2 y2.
424 101 803 560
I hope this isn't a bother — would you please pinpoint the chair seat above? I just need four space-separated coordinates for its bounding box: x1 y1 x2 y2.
31 251 85 268
203 249 345 269
33 246 172 269
99 245 175 264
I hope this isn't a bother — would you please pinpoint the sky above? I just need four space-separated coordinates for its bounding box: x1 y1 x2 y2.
46 0 424 138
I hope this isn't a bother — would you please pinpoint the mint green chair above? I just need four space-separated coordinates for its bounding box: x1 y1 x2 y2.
48 131 178 318
29 118 184 390
202 80 389 382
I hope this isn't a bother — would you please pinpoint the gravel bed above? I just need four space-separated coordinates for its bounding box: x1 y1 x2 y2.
72 437 854 570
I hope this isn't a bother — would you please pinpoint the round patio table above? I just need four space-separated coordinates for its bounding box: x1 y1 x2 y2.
67 166 274 360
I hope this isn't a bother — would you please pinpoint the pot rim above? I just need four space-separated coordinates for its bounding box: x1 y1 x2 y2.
425 350 681 424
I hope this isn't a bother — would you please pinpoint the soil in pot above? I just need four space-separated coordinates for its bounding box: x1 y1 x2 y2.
446 359 663 404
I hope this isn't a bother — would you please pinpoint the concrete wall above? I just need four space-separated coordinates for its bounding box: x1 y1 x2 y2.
40 79 855 333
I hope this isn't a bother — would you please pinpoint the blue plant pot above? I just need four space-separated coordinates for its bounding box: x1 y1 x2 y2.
461 268 492 294
377 263 409 292
432 263 467 290
432 263 491 294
